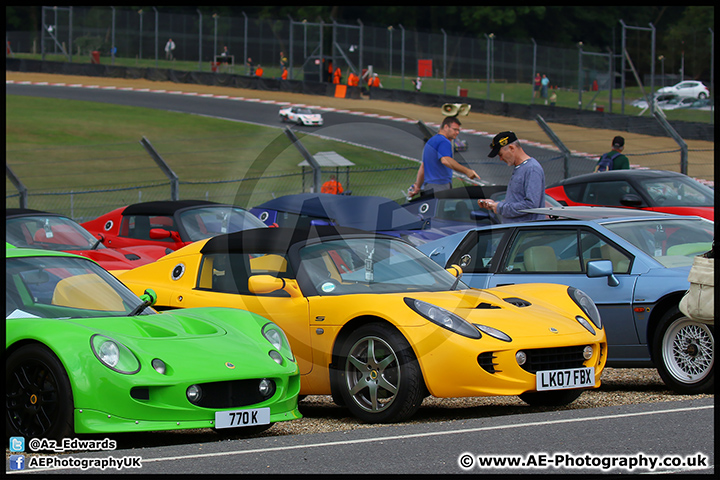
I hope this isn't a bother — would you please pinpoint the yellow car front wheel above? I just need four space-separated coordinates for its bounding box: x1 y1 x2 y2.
338 323 424 423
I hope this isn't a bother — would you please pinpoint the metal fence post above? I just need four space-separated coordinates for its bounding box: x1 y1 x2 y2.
284 127 321 193
652 112 688 175
535 115 572 179
197 9 203 72
140 136 180 200
6 164 28 208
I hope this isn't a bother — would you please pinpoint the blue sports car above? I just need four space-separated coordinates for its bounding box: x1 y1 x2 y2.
250 193 457 246
418 206 714 394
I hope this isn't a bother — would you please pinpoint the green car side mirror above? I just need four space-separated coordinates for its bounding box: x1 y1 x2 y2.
139 289 158 306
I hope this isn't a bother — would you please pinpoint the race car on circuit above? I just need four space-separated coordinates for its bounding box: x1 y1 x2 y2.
278 106 324 126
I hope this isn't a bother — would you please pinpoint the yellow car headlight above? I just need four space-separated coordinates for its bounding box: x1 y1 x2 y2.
568 287 602 329
404 298 481 339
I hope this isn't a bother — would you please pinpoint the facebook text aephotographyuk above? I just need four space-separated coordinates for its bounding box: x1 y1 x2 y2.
27 455 142 471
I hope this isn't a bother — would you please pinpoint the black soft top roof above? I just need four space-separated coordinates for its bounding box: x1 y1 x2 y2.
408 185 510 203
122 200 225 216
201 225 396 255
6 208 62 218
550 169 688 187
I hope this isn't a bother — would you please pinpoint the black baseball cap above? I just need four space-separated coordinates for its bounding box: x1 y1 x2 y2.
488 131 518 157
612 136 625 148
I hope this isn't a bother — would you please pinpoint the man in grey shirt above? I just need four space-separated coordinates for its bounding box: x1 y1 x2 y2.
477 131 545 223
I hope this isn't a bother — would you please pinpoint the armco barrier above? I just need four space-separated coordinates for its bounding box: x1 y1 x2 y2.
368 87 713 142
7 58 712 141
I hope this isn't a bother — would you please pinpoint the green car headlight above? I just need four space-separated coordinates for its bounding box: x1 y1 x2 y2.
568 287 602 329
404 298 481 339
262 322 295 362
91 334 141 374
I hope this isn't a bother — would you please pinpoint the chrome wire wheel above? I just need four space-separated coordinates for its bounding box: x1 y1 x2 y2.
661 317 714 385
344 335 400 414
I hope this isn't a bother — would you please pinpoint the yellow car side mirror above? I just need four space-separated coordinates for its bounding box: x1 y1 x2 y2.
248 275 302 297
446 264 463 277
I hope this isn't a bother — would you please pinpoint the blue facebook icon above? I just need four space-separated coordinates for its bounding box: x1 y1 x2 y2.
9 455 25 471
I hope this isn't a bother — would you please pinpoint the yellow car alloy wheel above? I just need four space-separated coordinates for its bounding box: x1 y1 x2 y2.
337 323 424 423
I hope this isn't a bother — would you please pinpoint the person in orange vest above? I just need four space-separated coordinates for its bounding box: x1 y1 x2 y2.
281 66 288 80
255 65 264 77
321 175 344 195
368 73 381 88
333 67 342 84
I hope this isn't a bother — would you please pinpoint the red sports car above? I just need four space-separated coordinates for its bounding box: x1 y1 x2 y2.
546 170 713 221
82 200 267 251
6 209 168 271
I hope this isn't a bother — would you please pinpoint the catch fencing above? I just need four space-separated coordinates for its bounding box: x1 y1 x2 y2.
8 126 711 223
6 6 712 100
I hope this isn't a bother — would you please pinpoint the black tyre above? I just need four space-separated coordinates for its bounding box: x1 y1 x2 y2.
652 306 714 394
6 344 74 439
337 323 423 423
519 388 584 407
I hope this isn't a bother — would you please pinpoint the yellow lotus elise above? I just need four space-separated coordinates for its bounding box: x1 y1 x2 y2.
117 226 607 423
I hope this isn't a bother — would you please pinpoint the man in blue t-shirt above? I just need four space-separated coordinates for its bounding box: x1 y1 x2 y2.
409 117 480 197
477 131 546 223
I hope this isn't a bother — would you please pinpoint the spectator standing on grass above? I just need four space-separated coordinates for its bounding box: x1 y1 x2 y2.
533 72 541 99
541 74 550 102
549 89 557 106
413 77 423 92
165 38 175 61
594 136 630 172
477 131 546 223
246 57 255 76
408 117 480 197
255 65 264 77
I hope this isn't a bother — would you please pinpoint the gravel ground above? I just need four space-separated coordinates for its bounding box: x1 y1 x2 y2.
269 367 713 436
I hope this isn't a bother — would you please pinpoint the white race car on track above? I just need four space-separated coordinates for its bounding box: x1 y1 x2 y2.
279 106 324 126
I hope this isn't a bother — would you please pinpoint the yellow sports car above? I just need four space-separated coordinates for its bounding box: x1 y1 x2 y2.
117 226 607 423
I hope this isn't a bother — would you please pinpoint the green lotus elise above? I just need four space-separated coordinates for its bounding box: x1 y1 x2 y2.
6 246 301 439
